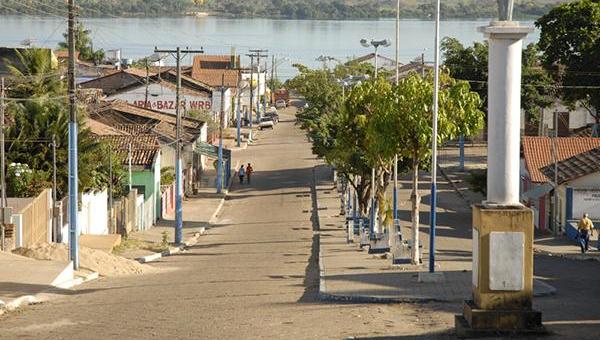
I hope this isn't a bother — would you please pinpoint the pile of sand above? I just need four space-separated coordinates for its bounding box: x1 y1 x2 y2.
13 243 154 277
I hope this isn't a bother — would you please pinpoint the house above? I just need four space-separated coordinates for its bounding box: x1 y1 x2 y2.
79 68 228 117
520 137 600 231
192 54 240 71
540 148 600 240
89 100 208 193
100 134 162 231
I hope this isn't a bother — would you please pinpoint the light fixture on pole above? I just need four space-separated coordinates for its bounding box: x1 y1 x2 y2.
360 38 391 254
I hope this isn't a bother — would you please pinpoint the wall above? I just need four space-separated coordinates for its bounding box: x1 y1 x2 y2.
211 88 232 126
79 190 109 235
8 189 52 249
111 83 212 115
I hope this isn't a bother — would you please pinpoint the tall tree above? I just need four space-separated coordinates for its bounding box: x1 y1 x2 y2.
536 0 600 135
370 72 483 264
5 48 124 197
442 37 553 133
58 22 105 63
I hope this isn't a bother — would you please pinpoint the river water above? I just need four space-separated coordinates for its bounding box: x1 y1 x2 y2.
0 15 539 79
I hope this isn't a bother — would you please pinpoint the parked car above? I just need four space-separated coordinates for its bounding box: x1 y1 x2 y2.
265 109 279 124
275 99 287 109
259 117 274 130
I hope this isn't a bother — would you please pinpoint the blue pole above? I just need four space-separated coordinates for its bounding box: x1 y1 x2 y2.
68 122 79 269
429 183 437 272
175 157 183 244
236 104 241 148
459 135 465 172
217 139 223 193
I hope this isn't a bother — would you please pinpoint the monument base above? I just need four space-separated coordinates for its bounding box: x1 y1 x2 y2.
455 300 545 338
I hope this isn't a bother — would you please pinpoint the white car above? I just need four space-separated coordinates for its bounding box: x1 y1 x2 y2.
275 99 287 109
258 117 274 130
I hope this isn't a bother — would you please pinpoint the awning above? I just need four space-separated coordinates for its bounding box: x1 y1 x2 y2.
195 142 231 160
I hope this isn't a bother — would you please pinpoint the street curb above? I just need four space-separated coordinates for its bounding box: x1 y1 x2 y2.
534 247 600 263
314 166 555 304
0 271 100 316
136 230 204 263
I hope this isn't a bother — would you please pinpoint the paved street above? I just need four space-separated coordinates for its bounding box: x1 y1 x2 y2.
2 107 600 339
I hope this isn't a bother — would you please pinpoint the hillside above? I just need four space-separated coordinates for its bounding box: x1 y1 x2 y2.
0 0 572 19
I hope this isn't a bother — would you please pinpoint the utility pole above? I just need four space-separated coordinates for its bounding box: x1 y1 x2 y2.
236 68 242 148
68 0 79 269
429 0 441 274
246 54 255 141
393 0 400 222
263 61 268 113
52 134 57 242
217 74 225 194
271 55 275 104
108 143 113 234
553 111 559 235
144 60 150 108
249 49 268 120
0 77 5 250
154 46 204 245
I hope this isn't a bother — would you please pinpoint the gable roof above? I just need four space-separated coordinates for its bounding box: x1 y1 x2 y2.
100 134 160 168
522 137 600 183
79 68 213 97
91 100 205 144
541 148 600 185
192 55 240 70
191 68 239 88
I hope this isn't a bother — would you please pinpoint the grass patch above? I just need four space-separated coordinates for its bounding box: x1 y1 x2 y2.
112 238 170 255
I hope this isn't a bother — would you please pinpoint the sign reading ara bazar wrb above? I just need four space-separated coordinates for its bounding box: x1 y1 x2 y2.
128 99 212 111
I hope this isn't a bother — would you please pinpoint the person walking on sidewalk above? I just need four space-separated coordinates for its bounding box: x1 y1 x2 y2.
246 163 254 184
238 165 246 184
577 213 594 253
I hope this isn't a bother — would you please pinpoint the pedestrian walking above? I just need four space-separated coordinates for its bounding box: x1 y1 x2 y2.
246 163 253 184
577 213 594 253
238 165 245 184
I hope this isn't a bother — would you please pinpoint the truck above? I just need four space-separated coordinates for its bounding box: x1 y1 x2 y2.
273 88 289 105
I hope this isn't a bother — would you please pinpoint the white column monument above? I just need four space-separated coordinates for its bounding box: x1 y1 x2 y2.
455 1 546 336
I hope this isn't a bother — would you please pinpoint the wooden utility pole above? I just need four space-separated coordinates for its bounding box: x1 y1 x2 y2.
0 77 5 250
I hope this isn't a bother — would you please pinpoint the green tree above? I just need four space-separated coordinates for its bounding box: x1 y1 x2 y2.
58 22 105 63
5 48 124 197
442 38 553 133
536 0 600 135
370 72 483 263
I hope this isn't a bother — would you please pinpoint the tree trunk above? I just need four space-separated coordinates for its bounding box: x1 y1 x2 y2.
411 157 420 265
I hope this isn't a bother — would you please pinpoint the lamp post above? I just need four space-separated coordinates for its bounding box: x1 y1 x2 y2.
360 38 390 251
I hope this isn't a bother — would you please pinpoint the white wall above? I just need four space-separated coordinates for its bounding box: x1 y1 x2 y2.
111 83 212 115
539 101 595 130
79 190 109 235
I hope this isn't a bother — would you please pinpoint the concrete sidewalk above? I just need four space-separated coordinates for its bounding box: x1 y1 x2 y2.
534 233 600 261
316 168 556 303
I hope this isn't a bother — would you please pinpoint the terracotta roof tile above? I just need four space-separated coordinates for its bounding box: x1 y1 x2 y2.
100 134 160 167
192 55 239 70
541 148 600 185
191 68 239 88
522 137 600 183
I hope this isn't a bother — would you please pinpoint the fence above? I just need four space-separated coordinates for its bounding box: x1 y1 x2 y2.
8 189 52 249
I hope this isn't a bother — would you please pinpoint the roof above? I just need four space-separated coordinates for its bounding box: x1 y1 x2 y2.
86 118 129 136
522 137 600 183
191 68 239 88
192 55 240 70
91 100 205 144
100 134 160 167
541 148 600 185
80 68 213 96
54 50 80 60
346 53 398 68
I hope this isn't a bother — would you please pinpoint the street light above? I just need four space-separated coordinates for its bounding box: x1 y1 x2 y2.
360 39 391 78
360 39 390 252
